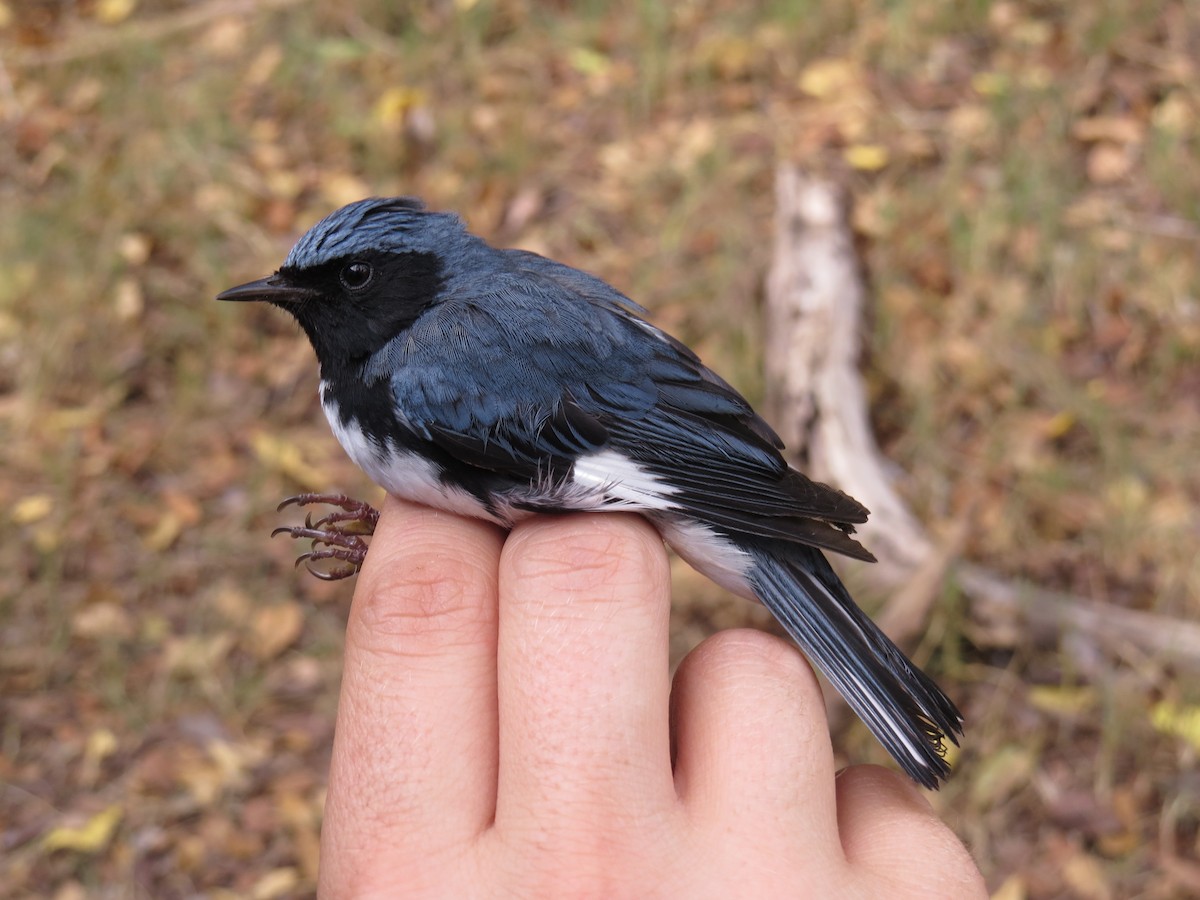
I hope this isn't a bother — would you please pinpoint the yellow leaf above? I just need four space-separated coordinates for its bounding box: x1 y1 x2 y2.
1152 92 1193 134
1042 411 1076 439
1012 19 1053 46
207 739 247 783
34 525 59 554
0 309 18 340
0 3 13 29
86 728 119 764
45 396 116 431
265 169 304 201
42 806 122 853
140 612 170 643
373 86 426 129
252 868 300 900
94 0 137 25
990 874 1026 900
13 494 53 524
844 144 889 171
971 71 1008 97
799 58 859 99
1152 700 1200 752
143 510 183 552
568 47 611 78
80 727 119 787
1105 475 1149 514
1028 685 1096 715
251 432 327 491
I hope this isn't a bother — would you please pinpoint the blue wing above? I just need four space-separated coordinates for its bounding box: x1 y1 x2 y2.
377 250 872 560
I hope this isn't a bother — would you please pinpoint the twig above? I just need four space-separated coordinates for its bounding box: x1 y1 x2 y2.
765 166 933 571
958 564 1200 666
765 163 1200 670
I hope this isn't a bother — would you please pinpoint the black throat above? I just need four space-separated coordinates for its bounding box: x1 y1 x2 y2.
280 249 446 371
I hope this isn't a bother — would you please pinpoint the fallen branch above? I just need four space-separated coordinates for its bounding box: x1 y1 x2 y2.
765 164 1200 671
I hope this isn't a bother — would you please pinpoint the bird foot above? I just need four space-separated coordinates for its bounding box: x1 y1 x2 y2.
273 493 380 580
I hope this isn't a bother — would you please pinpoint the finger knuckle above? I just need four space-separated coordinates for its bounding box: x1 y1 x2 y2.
508 514 667 596
353 548 493 645
690 628 809 682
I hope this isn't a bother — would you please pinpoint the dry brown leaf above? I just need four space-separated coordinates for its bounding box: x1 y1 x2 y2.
249 602 305 660
971 745 1036 806
251 432 328 491
320 173 372 210
213 583 252 624
202 17 246 58
164 633 235 677
1062 851 1113 900
143 510 184 552
71 602 134 640
117 232 151 265
1072 116 1144 144
112 277 143 322
1086 143 1133 184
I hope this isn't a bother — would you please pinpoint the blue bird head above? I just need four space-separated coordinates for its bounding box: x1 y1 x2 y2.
217 197 487 362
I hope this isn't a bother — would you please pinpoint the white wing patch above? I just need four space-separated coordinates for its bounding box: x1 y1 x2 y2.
571 449 679 511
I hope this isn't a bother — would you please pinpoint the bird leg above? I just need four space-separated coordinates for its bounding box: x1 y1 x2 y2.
273 493 380 580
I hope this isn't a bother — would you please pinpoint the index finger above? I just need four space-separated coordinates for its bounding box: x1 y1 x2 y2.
320 496 505 885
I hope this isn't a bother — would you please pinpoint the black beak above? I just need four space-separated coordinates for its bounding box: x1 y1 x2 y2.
216 273 311 304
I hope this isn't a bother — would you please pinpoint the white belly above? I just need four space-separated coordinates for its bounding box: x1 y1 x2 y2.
321 388 501 522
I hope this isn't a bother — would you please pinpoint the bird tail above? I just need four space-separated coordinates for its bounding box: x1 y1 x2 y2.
746 544 962 788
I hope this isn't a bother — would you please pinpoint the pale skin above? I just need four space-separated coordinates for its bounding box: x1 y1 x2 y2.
318 496 987 898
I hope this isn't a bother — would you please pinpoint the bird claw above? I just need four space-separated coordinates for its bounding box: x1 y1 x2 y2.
274 493 380 580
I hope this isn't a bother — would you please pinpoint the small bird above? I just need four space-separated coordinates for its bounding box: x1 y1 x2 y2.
218 197 962 787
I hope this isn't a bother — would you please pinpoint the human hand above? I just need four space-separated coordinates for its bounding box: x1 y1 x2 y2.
318 496 985 898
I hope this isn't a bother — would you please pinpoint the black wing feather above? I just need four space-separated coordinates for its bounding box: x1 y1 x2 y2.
396 259 872 560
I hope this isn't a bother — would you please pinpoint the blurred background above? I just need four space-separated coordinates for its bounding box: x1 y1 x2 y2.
2 1 1197 896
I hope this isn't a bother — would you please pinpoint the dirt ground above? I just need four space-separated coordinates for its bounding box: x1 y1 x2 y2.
2 1 1198 896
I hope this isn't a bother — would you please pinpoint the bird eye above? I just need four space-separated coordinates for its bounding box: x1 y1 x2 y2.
340 261 373 291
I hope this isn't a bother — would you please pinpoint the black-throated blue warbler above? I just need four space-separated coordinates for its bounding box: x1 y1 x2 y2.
218 197 962 787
